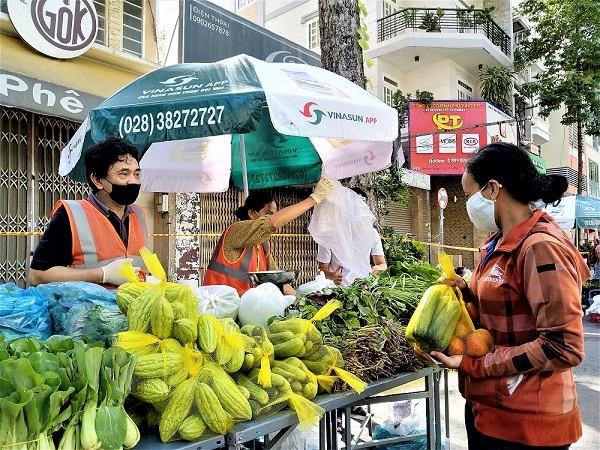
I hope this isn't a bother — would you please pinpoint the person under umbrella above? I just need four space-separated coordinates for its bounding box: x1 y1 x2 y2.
30 136 148 288
203 177 335 296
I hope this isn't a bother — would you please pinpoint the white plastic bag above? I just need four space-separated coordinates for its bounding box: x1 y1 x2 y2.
296 271 336 297
586 295 600 315
271 425 319 450
195 285 241 319
382 400 425 436
309 181 375 286
238 283 296 328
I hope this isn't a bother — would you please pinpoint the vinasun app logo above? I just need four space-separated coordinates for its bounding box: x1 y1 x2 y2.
300 102 325 125
300 102 379 126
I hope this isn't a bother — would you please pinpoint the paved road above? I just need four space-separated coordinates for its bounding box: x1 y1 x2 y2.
442 317 600 449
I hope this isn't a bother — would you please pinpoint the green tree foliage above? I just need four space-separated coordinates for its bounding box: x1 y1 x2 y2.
478 65 514 114
517 0 600 195
517 0 600 134
392 90 434 128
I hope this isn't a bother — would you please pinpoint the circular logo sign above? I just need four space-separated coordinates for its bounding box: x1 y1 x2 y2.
7 0 98 59
438 188 448 209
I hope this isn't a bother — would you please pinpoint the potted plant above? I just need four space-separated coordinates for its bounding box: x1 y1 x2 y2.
474 5 495 26
478 65 514 114
457 6 475 32
419 8 444 32
402 8 416 29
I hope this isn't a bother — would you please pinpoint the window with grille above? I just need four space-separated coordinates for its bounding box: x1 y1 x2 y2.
514 30 528 46
457 79 473 100
307 18 320 51
383 75 398 107
94 0 106 45
237 0 256 8
123 0 143 56
382 0 398 18
594 136 600 151
589 161 599 197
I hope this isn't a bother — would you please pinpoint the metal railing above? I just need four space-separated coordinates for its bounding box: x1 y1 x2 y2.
377 7 512 57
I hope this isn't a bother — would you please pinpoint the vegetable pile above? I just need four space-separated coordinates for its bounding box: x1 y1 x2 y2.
290 260 442 384
114 266 365 443
0 335 139 450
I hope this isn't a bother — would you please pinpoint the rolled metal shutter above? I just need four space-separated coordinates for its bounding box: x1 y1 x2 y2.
383 202 412 236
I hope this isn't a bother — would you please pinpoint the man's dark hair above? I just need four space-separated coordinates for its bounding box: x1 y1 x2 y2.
85 136 139 192
235 191 274 220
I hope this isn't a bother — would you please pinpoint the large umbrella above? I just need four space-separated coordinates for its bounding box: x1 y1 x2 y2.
59 54 398 194
544 195 600 229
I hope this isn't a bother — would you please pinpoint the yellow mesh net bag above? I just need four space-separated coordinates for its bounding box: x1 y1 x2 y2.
301 345 367 394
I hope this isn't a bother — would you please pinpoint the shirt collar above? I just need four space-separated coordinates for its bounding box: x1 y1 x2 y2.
480 209 545 253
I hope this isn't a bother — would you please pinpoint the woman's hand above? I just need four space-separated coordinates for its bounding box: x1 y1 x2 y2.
429 351 463 369
438 273 467 290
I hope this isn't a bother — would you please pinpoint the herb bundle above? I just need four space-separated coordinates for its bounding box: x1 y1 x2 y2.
292 261 440 383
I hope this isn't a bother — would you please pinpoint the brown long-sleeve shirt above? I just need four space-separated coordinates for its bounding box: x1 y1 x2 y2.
221 216 278 269
459 209 587 447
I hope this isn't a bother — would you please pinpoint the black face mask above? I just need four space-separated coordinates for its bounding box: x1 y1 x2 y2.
104 179 141 205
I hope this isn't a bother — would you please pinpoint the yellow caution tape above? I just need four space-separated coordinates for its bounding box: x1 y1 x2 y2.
0 231 588 258
0 231 44 236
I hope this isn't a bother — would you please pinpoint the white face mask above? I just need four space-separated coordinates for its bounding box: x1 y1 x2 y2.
466 184 500 232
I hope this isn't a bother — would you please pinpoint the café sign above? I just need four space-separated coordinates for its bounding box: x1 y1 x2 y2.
7 0 98 59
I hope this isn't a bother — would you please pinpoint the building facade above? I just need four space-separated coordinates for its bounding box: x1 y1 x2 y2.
237 0 597 267
0 0 161 286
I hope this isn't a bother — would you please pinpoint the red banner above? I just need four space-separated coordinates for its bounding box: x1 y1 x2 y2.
408 101 488 175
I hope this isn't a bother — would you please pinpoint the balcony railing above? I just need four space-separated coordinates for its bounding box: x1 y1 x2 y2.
377 7 512 57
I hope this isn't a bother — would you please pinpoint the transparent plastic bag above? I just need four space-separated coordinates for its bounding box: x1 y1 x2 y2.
296 271 336 296
34 281 121 343
308 181 376 286
382 400 425 436
273 425 319 450
405 284 461 353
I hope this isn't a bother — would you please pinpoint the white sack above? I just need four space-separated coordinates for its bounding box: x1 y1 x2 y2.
238 283 295 328
195 285 240 320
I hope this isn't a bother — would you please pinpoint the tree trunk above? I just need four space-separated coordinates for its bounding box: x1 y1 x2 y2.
318 0 365 88
318 0 379 217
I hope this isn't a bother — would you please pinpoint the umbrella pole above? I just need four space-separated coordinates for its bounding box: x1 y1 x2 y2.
240 134 249 199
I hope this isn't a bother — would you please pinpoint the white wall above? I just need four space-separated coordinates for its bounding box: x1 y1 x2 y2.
264 0 317 51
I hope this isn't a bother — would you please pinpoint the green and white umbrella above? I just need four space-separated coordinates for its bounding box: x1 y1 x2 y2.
544 195 600 229
59 54 398 194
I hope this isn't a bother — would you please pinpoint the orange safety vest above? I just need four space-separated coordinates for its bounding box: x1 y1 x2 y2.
203 224 270 296
53 200 148 273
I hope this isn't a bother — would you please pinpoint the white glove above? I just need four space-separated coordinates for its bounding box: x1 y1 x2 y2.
310 177 335 204
101 258 139 286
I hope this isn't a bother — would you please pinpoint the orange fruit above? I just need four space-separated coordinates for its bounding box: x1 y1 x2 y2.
465 329 494 357
453 321 472 339
446 336 465 356
465 302 480 323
